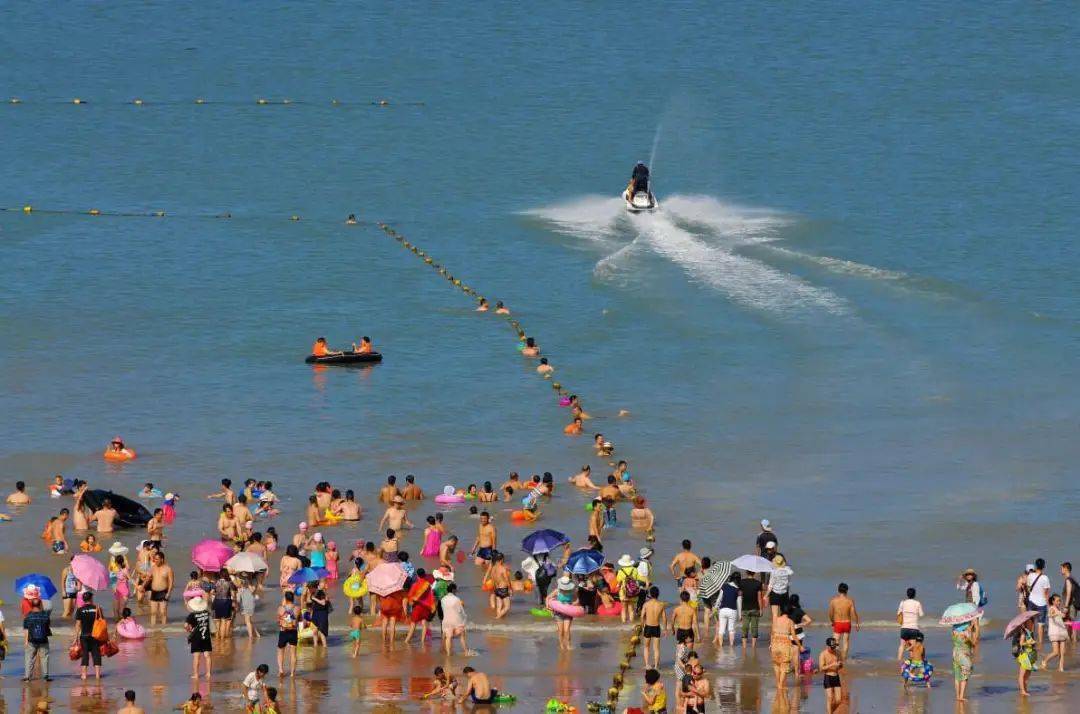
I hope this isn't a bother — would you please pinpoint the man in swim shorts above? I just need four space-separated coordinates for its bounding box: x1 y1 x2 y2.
148 551 174 625
458 666 498 704
487 552 512 619
50 509 70 555
671 591 698 649
471 512 496 565
640 586 667 670
828 582 860 659
819 637 843 713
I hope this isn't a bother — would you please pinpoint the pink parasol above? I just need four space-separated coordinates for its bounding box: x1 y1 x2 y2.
191 539 233 572
70 554 109 591
364 562 408 597
1002 610 1040 639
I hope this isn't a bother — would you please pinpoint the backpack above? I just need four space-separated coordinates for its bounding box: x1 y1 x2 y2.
620 567 641 598
976 585 989 609
27 615 50 643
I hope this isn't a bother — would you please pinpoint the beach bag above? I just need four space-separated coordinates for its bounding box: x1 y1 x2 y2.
102 639 119 658
619 567 641 598
91 609 109 642
799 648 814 675
68 641 84 661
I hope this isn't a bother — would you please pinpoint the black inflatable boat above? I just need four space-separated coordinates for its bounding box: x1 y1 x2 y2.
304 351 383 365
81 489 153 528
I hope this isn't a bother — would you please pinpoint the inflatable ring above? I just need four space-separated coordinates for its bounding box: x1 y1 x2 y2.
321 509 342 526
597 602 623 617
103 449 136 462
183 588 205 600
482 581 494 593
510 510 538 523
117 621 147 639
546 596 585 619
434 494 465 505
343 574 368 598
530 607 553 618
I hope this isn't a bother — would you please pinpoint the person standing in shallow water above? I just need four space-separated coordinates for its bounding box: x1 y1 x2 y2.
951 620 975 701
827 582 859 659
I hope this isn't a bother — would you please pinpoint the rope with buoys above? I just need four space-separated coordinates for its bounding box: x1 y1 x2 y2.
5 97 424 108
377 222 650 713
1 205 387 225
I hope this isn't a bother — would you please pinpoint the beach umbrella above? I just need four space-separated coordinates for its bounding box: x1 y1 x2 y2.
15 574 57 600
70 555 109 591
287 567 329 585
565 549 604 575
698 561 734 600
522 529 569 555
730 555 775 573
939 602 983 626
191 540 233 572
365 562 408 596
1002 610 1040 639
224 552 268 574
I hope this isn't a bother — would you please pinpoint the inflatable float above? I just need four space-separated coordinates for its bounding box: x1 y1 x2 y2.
343 574 368 599
80 490 152 528
103 448 136 462
510 510 538 524
545 596 585 619
304 351 382 366
117 620 146 639
596 601 622 617
530 607 553 618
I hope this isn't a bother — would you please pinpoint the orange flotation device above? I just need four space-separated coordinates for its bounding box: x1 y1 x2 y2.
510 510 538 524
103 448 136 462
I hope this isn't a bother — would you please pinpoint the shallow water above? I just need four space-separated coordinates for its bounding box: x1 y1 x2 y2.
2 2 1079 712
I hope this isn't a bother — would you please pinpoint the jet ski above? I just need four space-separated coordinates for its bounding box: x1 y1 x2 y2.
623 161 658 212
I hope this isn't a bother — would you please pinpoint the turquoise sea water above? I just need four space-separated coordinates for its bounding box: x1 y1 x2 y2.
2 0 1079 695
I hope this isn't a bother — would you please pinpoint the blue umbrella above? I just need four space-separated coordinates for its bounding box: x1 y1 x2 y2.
522 529 569 555
15 574 57 600
565 549 604 575
287 567 328 585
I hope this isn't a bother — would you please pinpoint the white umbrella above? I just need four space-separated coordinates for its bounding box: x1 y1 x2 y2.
224 552 268 573
730 555 775 573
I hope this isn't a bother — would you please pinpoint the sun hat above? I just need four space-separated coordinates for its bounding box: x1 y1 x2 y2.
22 584 40 599
108 542 129 556
1025 563 1035 572
761 519 771 529
772 555 786 567
639 547 653 560
558 576 575 592
187 596 208 613
443 485 455 496
962 568 977 576
617 554 635 568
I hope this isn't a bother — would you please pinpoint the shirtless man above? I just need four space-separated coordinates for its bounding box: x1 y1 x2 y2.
499 472 522 495
338 490 361 520
378 496 412 533
471 512 497 566
458 667 498 705
232 495 254 529
588 500 605 542
671 591 699 648
206 478 236 505
50 509 70 554
401 475 424 501
568 466 599 490
486 553 512 619
146 509 165 546
6 480 30 505
630 497 655 531
640 586 668 669
439 535 459 569
89 499 117 534
827 582 860 660
148 551 174 625
598 475 621 503
536 357 554 375
378 475 401 506
313 484 332 512
117 690 145 714
669 540 701 585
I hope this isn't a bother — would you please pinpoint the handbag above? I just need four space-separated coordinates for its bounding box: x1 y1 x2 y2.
68 640 84 661
91 608 109 642
102 639 120 658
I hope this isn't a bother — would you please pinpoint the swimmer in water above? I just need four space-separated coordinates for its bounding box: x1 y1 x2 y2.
494 301 509 315
345 214 358 225
563 417 583 436
568 465 599 490
536 357 553 375
476 298 489 312
521 337 539 358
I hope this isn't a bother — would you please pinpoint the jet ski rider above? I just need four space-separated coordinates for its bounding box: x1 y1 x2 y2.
627 162 650 201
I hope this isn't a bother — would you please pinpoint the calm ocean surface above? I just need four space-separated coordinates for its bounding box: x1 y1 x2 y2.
2 0 1078 680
